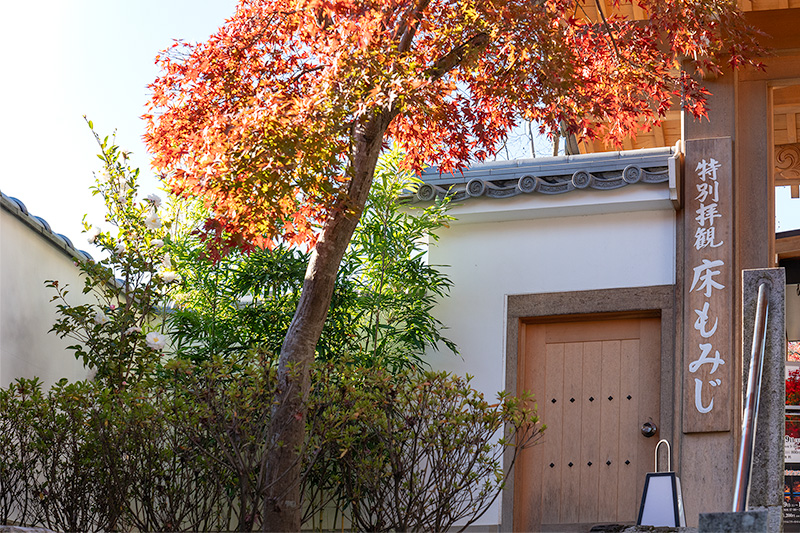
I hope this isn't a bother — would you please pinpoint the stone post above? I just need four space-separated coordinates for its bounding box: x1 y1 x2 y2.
741 268 786 530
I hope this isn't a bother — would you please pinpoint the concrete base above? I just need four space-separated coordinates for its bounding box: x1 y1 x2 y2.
750 505 782 533
698 510 767 532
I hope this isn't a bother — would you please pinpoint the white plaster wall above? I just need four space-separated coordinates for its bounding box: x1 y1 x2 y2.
0 208 93 388
423 185 676 527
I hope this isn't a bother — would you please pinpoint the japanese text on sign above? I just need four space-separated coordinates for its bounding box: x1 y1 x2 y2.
689 158 727 415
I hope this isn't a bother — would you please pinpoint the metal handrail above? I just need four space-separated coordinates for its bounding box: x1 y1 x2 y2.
732 282 770 512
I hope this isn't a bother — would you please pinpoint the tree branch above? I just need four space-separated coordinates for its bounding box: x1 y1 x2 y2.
396 0 431 53
594 0 621 63
425 32 490 82
291 64 325 81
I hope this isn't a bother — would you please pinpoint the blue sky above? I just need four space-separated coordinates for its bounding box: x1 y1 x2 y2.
1 1 798 254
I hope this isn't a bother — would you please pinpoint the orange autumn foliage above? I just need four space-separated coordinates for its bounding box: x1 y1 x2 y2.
144 0 765 253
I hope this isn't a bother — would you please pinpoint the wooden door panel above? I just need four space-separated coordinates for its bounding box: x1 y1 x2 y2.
515 317 661 532
634 319 662 507
618 338 641 519
599 340 622 522
541 342 564 524
515 322 546 530
579 341 602 523
560 342 583 524
544 318 642 343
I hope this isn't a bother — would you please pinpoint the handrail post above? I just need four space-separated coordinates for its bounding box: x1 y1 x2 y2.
732 282 770 512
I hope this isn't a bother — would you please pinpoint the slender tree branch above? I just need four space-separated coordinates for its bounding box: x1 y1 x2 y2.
528 120 536 158
425 32 490 82
594 0 621 62
397 0 431 53
291 64 325 81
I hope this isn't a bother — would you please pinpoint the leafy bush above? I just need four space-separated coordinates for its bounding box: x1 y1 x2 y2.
342 151 457 371
0 378 45 527
0 378 131 532
306 364 542 532
32 380 118 533
114 380 233 532
0 359 542 532
0 378 231 531
167 149 456 372
161 352 282 531
47 125 176 388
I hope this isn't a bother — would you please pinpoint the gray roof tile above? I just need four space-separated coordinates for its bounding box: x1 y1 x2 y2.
1 191 94 262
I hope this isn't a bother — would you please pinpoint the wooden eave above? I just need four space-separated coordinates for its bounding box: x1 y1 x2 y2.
777 231 800 260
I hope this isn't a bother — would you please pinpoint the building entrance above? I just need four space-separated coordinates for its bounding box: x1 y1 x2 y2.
514 316 661 532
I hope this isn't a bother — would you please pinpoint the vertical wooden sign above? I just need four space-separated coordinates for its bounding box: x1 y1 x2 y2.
683 138 733 433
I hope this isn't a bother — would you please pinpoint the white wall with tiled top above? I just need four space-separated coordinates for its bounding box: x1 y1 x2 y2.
1 202 93 388
423 184 676 528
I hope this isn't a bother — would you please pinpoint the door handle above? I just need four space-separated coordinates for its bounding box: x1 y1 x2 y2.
641 421 658 438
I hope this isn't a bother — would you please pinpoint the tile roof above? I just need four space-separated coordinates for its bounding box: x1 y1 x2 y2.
1 191 94 262
406 146 678 203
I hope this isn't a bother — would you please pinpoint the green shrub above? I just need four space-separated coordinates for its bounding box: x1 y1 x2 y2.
0 378 45 527
306 363 542 532
167 149 457 372
0 378 129 532
47 126 176 389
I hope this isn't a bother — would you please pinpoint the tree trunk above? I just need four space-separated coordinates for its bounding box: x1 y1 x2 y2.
262 109 394 532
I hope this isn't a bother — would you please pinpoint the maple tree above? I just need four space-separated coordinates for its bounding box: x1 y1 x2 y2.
145 0 764 529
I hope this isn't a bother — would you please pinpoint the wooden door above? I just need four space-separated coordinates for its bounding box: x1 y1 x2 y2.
514 317 661 532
